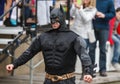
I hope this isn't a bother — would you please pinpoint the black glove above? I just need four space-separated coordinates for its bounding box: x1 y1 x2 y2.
84 64 97 78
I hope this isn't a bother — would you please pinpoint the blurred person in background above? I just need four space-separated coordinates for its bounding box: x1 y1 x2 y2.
89 0 115 77
108 7 120 71
70 0 97 48
70 0 97 80
4 0 13 26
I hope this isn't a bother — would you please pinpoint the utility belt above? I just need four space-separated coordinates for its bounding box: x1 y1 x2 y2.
45 72 75 82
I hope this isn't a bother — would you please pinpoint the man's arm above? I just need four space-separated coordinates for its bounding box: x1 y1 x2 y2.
74 36 96 82
11 36 42 69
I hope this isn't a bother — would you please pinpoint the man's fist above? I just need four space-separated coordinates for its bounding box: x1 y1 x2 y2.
6 64 14 73
83 75 93 83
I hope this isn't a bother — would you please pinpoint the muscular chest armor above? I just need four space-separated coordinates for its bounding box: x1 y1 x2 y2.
40 31 77 71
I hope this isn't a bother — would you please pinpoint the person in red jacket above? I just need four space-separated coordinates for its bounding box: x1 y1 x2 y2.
108 7 120 71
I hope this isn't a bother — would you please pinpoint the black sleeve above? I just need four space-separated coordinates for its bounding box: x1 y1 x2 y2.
74 36 92 66
13 35 42 69
74 36 96 77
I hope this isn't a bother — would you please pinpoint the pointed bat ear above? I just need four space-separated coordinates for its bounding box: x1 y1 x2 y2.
60 4 64 13
50 6 54 12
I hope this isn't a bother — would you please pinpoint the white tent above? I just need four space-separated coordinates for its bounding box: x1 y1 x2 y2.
37 0 53 26
114 0 120 9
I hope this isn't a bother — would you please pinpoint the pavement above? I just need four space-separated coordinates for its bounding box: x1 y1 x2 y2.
76 71 120 84
0 71 120 84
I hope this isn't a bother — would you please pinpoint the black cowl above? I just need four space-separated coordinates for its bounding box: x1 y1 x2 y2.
50 5 69 31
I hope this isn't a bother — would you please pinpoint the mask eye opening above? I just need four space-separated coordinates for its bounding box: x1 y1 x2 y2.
51 17 60 24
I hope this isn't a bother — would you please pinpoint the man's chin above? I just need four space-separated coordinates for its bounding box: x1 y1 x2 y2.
52 27 59 29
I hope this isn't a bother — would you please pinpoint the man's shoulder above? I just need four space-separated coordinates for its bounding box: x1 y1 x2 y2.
68 30 79 36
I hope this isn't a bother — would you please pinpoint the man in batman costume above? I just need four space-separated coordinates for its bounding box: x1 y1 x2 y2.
6 5 96 84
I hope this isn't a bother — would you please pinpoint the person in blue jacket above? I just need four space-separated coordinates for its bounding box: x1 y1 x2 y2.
89 0 115 77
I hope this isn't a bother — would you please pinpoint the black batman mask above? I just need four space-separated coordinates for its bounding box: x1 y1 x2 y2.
50 5 69 31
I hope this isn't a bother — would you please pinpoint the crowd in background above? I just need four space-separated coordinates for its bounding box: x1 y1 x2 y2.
0 0 52 27
0 0 36 26
70 0 120 77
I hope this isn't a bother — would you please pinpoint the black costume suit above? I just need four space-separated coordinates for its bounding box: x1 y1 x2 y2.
12 5 94 84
